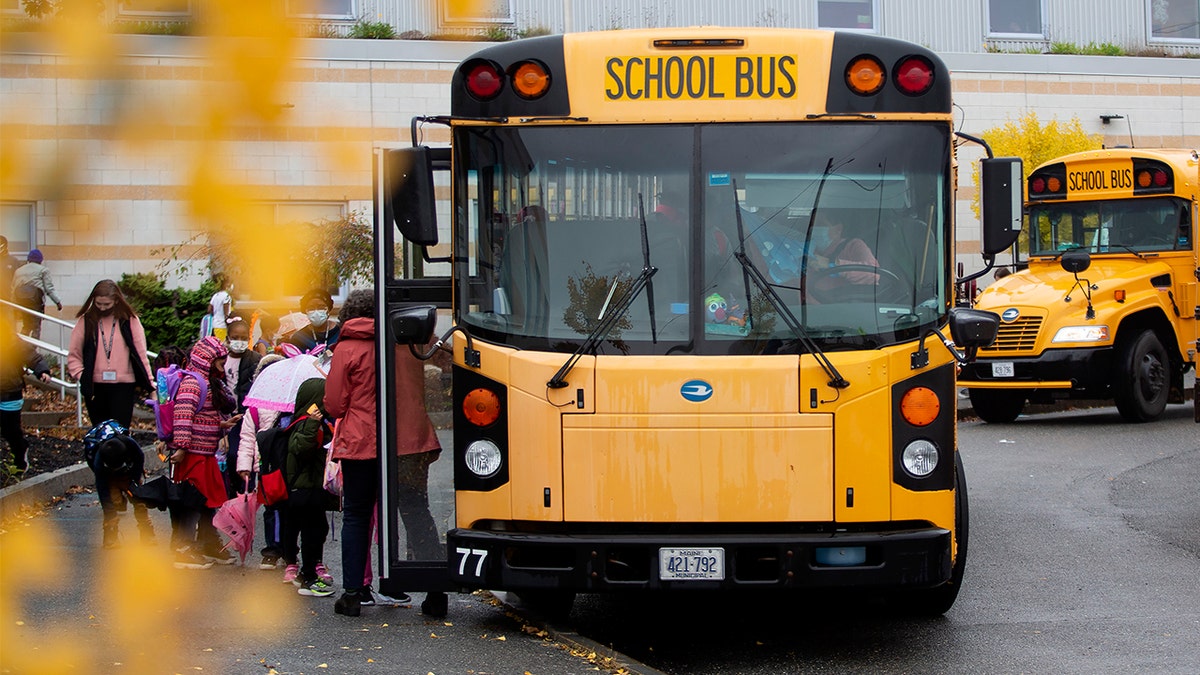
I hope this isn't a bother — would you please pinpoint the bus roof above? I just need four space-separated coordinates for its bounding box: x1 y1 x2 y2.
449 27 951 124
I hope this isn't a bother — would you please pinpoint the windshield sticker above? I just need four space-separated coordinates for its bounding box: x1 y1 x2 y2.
681 380 714 403
709 172 731 186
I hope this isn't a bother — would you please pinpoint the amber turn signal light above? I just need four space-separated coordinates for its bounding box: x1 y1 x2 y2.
511 60 551 99
900 386 940 427
463 388 502 427
845 55 885 96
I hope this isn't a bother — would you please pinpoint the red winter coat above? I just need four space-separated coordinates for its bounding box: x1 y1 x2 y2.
324 317 440 461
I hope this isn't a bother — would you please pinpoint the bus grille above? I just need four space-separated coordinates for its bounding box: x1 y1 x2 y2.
981 316 1043 353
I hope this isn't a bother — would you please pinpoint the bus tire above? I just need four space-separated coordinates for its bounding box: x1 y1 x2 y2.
967 388 1025 423
898 457 968 617
1114 330 1169 423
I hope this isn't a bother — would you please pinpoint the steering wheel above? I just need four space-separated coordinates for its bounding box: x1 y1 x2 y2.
806 264 907 304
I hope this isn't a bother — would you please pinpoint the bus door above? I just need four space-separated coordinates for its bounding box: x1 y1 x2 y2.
373 147 455 600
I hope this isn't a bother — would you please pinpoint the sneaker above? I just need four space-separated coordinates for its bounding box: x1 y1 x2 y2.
315 562 334 585
174 548 214 570
259 554 281 570
297 577 335 597
282 563 300 585
334 589 365 616
369 588 412 606
13 449 28 472
202 545 237 566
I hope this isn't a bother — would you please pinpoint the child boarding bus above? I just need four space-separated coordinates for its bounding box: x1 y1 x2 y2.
962 148 1199 424
373 27 1021 617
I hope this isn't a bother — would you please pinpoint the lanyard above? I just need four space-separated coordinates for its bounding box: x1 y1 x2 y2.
98 318 117 360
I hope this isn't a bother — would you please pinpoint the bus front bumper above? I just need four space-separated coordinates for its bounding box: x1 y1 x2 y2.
959 346 1116 391
446 526 952 592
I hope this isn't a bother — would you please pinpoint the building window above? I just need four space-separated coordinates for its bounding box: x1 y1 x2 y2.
286 0 355 20
1150 0 1200 41
2 0 22 15
1 202 35 254
443 0 513 24
118 0 191 16
987 0 1044 36
817 0 876 31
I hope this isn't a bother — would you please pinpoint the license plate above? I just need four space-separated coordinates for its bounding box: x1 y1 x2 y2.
659 547 725 581
991 361 1015 377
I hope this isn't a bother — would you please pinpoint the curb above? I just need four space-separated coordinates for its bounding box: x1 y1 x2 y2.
496 592 669 675
0 446 164 524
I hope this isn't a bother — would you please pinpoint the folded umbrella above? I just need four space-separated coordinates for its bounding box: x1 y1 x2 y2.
129 474 206 511
212 490 259 564
243 354 328 413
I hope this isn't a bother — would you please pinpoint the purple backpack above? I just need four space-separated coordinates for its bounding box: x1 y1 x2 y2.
145 365 209 442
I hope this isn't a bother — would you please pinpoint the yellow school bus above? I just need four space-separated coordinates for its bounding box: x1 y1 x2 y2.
377 27 1020 617
964 148 1199 423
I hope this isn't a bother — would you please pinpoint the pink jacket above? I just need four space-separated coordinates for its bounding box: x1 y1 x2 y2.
324 317 439 461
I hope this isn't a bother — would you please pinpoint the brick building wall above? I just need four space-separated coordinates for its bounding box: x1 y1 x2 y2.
2 36 1197 316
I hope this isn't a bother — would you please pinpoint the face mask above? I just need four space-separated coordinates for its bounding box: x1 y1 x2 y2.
228 339 249 354
307 310 329 327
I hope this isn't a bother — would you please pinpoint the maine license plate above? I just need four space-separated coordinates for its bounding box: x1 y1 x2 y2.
991 361 1015 377
659 547 725 581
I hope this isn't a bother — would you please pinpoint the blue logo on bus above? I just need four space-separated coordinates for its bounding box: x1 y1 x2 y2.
1001 308 1020 322
680 380 714 402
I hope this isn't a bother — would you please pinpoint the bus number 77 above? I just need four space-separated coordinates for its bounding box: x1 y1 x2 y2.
456 547 489 578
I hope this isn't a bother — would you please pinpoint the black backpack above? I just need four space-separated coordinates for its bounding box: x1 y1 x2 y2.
256 416 304 483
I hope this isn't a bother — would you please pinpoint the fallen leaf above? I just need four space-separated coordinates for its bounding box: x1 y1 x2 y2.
443 622 453 626
367 658 374 663
317 664 328 669
495 636 506 641
430 632 443 638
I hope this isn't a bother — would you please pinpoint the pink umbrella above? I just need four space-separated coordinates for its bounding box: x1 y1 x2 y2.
243 354 328 412
212 491 259 564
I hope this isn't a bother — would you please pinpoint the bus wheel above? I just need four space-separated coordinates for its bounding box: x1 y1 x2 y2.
967 388 1025 423
898 458 969 617
516 589 576 622
1114 330 1170 422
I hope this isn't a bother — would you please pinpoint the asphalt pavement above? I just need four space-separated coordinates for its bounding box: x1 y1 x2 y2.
0 438 657 675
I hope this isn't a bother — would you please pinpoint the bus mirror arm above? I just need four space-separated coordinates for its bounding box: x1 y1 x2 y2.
912 308 1000 369
411 324 481 369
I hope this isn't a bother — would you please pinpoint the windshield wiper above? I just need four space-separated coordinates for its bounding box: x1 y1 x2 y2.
547 194 658 389
731 181 849 389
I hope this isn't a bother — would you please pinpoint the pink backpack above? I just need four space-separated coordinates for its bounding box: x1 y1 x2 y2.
145 365 209 442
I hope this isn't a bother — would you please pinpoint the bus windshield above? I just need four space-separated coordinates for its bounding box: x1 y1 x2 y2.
455 122 949 355
1026 197 1191 256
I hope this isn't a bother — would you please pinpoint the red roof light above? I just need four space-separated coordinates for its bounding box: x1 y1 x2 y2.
465 60 504 101
893 56 934 96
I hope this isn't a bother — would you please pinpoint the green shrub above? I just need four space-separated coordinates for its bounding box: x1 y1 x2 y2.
119 273 217 353
349 20 395 39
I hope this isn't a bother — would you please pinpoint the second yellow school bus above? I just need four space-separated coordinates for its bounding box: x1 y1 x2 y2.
964 148 1198 423
378 27 1018 616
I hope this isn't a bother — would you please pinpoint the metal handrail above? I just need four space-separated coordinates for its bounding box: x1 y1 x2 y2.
5 298 160 427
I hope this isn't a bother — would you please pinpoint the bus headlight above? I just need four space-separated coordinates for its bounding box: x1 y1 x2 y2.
901 439 939 478
464 439 503 477
1052 325 1109 343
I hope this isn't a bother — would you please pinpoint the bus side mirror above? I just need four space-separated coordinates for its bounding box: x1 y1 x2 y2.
1060 249 1090 274
980 157 1023 256
390 304 437 345
948 307 999 349
385 147 439 246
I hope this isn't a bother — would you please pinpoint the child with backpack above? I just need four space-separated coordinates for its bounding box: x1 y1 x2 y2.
284 377 336 597
168 336 242 569
83 419 155 548
236 354 287 570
